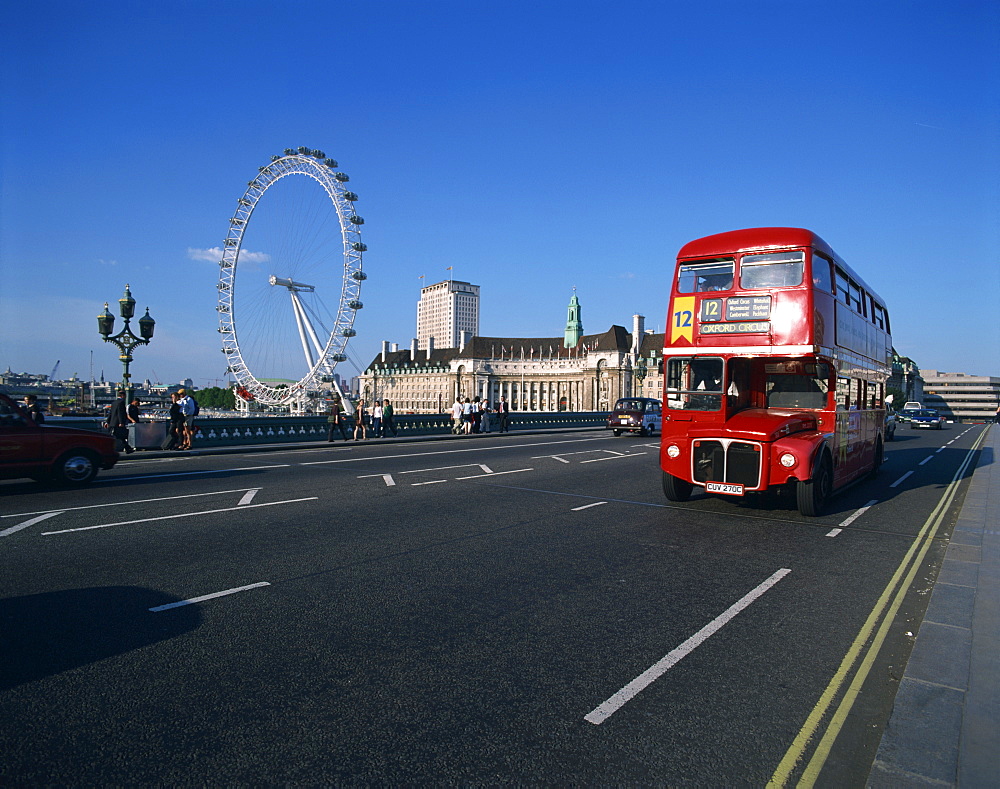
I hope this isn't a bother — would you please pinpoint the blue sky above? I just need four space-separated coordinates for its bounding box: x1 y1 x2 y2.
2 0 998 388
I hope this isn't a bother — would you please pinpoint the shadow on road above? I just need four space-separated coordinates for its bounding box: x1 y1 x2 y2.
0 586 200 690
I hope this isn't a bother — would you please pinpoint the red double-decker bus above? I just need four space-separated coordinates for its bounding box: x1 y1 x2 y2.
659 227 891 516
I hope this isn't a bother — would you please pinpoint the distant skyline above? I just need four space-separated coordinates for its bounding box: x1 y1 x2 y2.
2 1 998 388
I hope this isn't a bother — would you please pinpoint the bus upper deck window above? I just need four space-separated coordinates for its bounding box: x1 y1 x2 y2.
677 259 735 293
740 251 804 289
812 254 834 293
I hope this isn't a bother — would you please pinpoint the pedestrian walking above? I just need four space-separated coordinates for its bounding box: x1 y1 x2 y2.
22 394 45 424
451 397 464 434
326 399 349 441
177 388 198 450
472 396 483 433
106 389 135 454
166 392 184 450
496 396 510 433
382 399 398 437
481 400 492 433
462 397 474 434
371 400 383 438
354 399 369 440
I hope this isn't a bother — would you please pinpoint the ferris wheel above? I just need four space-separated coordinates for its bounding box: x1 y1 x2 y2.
217 147 367 412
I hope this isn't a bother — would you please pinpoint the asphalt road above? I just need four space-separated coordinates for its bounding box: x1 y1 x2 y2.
0 423 985 785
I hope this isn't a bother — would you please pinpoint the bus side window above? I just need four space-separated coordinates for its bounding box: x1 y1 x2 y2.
872 302 886 330
837 377 852 410
727 358 752 411
812 254 833 293
836 268 850 306
849 281 865 316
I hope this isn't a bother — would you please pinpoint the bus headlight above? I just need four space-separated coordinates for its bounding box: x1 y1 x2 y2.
779 453 797 468
666 445 681 458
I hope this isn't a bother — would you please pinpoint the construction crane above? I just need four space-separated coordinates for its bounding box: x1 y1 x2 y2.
49 360 60 381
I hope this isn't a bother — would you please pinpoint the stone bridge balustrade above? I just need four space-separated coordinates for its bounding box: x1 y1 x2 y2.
45 412 610 449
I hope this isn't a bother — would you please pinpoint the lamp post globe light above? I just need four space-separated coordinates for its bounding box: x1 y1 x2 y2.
97 284 155 400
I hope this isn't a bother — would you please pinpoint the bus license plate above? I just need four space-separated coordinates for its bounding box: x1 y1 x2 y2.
706 481 745 496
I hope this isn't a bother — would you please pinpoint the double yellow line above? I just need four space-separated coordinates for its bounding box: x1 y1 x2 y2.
768 426 990 788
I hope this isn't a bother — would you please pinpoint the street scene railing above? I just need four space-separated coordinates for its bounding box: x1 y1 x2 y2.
52 412 611 449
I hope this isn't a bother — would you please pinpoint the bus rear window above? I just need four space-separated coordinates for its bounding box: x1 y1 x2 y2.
677 259 735 293
740 251 804 289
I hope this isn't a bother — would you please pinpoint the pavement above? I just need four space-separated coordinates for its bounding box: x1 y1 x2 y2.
129 424 1000 785
868 423 999 788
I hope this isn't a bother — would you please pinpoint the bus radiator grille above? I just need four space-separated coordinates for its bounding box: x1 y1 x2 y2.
693 440 761 488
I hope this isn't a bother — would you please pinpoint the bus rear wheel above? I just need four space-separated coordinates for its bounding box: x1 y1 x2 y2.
662 471 693 502
797 454 832 517
870 438 884 479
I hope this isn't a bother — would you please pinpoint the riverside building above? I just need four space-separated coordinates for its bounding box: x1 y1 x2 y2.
361 290 664 413
416 279 480 350
922 370 1000 423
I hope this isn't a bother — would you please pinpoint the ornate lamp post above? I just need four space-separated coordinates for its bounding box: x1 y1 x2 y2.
633 354 648 396
97 284 155 400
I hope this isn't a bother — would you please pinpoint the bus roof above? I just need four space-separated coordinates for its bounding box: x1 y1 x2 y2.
676 227 885 307
677 227 835 259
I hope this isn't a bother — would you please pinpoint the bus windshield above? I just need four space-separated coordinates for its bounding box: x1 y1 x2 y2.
740 251 804 289
666 357 724 411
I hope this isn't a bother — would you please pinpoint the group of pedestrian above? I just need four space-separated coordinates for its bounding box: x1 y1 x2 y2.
165 389 197 450
451 395 510 434
103 388 199 454
327 398 398 441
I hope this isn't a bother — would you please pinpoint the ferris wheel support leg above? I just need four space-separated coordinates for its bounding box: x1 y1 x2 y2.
289 291 316 370
300 304 329 362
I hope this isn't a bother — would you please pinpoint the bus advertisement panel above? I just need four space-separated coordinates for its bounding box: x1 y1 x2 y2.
660 228 891 516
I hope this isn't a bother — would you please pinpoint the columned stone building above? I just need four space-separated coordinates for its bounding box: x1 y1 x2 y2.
360 318 665 414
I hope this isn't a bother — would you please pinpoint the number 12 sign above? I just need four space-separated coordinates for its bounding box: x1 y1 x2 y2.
671 296 695 344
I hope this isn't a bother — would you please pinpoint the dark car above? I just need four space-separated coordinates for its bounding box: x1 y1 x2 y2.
909 409 945 430
607 397 662 437
0 392 119 484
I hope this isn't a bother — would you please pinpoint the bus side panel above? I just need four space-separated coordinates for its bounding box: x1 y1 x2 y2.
770 291 813 347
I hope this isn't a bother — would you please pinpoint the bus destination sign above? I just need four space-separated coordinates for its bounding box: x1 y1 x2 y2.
725 295 771 320
699 295 771 325
700 321 770 335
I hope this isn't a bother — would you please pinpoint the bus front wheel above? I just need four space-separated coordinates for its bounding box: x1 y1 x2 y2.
662 472 693 502
797 454 832 517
